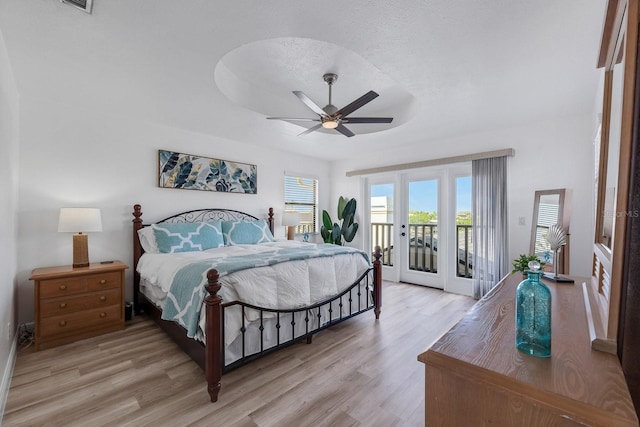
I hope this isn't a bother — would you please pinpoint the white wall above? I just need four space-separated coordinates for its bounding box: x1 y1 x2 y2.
0 25 20 421
15 95 332 325
13 96 599 319
331 114 596 285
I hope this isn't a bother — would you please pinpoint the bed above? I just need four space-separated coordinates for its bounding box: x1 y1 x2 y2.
132 204 382 402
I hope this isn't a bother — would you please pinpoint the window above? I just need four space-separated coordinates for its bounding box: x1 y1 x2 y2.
284 175 318 234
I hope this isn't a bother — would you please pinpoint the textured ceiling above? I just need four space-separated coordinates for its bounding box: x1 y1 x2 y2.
214 37 417 136
0 0 606 161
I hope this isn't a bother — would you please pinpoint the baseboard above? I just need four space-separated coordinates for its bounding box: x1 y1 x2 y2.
0 330 18 425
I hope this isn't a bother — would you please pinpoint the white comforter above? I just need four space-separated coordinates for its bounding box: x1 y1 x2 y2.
137 240 371 349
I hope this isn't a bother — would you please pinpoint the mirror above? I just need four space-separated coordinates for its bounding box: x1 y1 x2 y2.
530 189 570 274
597 14 626 251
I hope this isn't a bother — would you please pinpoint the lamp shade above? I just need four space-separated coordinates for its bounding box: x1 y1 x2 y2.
281 211 300 227
58 208 103 233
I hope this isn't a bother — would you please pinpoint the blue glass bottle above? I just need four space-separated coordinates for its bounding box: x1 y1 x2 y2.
515 260 551 357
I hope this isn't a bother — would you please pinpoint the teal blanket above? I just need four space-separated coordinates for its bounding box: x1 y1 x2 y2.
161 243 370 338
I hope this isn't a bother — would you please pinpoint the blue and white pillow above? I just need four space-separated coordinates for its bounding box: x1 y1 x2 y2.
222 219 275 245
152 221 224 253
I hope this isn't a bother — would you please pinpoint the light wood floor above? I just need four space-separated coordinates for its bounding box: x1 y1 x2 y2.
3 282 474 427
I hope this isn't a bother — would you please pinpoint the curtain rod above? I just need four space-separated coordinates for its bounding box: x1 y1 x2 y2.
345 148 515 177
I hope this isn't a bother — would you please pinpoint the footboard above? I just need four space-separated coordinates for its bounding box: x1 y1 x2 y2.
204 246 383 402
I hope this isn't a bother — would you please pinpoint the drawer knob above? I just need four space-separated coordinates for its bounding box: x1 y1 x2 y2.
100 312 107 318
100 279 107 285
99 296 107 302
59 285 67 290
59 303 67 309
58 320 67 327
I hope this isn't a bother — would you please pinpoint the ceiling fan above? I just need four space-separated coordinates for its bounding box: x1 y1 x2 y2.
267 73 393 137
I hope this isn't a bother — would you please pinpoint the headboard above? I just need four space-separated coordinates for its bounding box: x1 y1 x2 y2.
131 204 275 312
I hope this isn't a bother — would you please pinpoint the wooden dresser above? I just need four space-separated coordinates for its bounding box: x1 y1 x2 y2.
30 261 128 351
418 273 638 426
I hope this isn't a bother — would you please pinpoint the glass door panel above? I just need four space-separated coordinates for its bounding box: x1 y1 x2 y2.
408 179 438 273
456 176 473 278
400 177 443 288
370 183 394 267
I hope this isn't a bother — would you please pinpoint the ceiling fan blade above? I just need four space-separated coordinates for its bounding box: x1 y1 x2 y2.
293 91 327 116
335 124 355 138
298 123 322 136
342 117 394 124
335 90 379 118
266 117 320 122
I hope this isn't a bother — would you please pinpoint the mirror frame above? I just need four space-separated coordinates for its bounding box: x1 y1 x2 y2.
587 0 638 354
530 189 569 274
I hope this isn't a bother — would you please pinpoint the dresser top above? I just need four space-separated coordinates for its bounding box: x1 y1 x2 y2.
419 273 638 424
29 261 128 280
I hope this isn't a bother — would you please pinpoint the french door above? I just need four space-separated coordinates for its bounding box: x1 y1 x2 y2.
367 165 472 295
399 173 444 288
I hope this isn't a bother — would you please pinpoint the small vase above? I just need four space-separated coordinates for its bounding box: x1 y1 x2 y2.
515 261 551 357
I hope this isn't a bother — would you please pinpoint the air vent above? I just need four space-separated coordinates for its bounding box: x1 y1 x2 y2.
60 0 93 13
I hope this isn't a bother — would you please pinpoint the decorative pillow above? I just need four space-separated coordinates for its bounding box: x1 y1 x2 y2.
222 219 275 245
138 226 160 254
152 221 224 253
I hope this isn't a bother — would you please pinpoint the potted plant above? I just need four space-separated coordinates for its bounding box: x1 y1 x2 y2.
320 196 359 245
512 254 546 277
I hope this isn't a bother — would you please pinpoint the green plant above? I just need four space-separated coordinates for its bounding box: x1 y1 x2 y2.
512 254 546 275
320 196 359 245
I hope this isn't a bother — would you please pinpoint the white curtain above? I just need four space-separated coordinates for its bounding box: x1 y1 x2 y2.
472 156 509 299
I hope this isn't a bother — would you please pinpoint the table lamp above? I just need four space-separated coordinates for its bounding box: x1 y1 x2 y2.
281 211 300 240
58 207 102 268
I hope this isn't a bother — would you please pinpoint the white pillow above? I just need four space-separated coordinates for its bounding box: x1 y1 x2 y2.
137 227 159 254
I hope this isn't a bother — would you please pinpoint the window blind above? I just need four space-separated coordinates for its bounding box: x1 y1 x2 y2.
284 175 318 233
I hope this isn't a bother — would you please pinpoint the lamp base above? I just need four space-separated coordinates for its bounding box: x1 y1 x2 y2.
287 226 295 240
72 233 90 268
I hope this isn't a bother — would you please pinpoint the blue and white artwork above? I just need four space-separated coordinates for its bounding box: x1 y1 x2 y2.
159 149 257 194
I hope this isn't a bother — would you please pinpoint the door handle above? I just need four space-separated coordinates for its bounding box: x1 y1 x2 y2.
401 232 406 237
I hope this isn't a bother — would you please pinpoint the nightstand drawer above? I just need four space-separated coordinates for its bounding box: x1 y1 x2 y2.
39 304 122 338
39 276 87 299
40 288 122 318
39 271 121 299
87 271 121 291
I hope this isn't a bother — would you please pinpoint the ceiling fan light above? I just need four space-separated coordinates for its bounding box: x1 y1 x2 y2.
322 120 338 129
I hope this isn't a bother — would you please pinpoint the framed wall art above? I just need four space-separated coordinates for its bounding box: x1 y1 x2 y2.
158 149 257 194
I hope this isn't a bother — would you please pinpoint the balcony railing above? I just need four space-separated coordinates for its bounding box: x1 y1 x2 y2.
456 225 473 278
408 224 438 273
371 222 394 266
371 222 473 278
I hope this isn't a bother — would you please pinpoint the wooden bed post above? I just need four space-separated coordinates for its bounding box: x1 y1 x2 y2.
268 207 274 236
373 245 382 319
132 204 143 314
204 269 223 403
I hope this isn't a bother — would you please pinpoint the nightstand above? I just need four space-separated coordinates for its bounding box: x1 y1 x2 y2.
30 261 128 351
